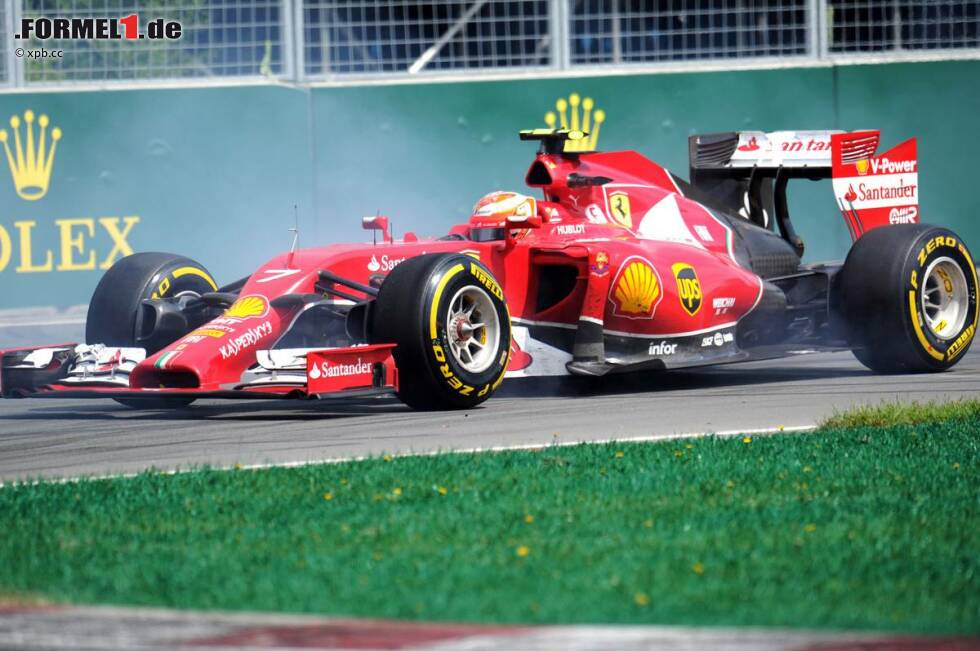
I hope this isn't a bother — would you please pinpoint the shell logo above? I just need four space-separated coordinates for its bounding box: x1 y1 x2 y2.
609 256 663 319
225 295 269 319
855 159 870 176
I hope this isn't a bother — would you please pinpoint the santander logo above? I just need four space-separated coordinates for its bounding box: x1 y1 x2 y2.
311 358 372 379
737 136 760 152
367 255 404 273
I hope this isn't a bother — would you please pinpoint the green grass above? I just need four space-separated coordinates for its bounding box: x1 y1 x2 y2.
822 397 980 429
1 408 978 633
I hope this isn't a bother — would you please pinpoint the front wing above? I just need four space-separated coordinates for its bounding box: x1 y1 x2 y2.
0 343 399 401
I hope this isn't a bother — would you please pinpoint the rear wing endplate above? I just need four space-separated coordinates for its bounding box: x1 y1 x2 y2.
830 133 918 239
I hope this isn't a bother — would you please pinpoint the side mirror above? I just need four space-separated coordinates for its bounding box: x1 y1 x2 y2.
506 213 542 230
362 215 392 244
506 195 542 231
503 213 542 249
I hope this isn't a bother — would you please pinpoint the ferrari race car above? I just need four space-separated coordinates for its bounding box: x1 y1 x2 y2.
1 128 976 410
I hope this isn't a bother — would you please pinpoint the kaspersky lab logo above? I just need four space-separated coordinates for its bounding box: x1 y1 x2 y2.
0 109 140 274
544 93 605 152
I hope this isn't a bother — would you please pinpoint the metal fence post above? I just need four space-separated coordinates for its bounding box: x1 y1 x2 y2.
891 0 902 52
4 0 18 87
611 0 621 65
292 0 305 82
12 0 23 86
281 0 306 82
809 0 829 59
807 0 818 58
281 0 294 79
550 0 569 70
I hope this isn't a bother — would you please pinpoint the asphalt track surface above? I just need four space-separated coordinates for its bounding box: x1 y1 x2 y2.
2 347 979 483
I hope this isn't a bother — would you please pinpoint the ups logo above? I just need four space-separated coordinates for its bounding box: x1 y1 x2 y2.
672 263 702 316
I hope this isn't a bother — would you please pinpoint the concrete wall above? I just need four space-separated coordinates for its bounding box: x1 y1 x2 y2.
0 59 976 310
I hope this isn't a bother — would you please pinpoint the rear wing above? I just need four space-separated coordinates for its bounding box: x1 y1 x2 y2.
688 130 918 243
690 130 878 172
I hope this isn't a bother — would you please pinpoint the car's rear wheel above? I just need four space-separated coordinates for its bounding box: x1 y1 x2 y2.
87 252 218 409
369 253 511 410
840 224 978 372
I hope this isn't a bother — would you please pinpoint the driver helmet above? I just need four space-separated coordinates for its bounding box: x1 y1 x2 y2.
469 191 537 242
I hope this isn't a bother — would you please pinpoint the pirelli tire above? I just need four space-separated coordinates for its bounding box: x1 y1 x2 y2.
370 253 511 410
86 252 219 409
840 224 978 373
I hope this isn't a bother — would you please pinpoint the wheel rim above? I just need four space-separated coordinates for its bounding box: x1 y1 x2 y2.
445 285 500 374
920 256 969 340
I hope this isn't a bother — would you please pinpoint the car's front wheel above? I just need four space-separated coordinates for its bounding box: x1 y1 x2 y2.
86 252 218 409
369 253 511 410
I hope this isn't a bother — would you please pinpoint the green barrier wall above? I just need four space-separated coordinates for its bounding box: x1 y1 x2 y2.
0 85 314 309
0 60 976 309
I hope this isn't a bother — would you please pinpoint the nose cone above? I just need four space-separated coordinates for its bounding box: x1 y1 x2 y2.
131 294 287 390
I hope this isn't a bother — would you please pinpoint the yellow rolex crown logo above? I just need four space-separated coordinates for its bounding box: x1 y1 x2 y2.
544 93 605 153
0 110 62 201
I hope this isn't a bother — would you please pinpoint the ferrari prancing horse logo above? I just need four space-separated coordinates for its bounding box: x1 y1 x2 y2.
608 191 632 229
672 263 702 316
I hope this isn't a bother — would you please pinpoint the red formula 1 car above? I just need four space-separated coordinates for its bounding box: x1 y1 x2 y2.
1 128 976 410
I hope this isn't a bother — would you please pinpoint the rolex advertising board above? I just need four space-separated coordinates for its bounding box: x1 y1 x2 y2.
0 86 312 311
